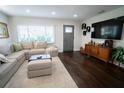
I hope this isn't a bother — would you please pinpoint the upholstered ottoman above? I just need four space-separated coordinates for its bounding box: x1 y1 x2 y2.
27 59 52 78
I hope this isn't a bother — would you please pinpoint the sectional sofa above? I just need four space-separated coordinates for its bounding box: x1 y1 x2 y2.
0 42 58 87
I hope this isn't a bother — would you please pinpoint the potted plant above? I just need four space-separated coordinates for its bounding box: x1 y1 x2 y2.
112 47 124 66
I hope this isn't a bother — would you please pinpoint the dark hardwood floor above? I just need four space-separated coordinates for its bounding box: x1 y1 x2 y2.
58 51 124 88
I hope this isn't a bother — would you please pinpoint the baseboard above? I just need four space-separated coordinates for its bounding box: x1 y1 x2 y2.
74 49 80 51
58 50 63 53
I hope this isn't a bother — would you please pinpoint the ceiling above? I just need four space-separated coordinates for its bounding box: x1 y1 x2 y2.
0 5 123 21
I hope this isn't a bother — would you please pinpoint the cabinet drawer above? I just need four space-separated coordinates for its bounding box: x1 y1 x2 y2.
99 48 110 60
85 45 91 53
91 46 98 55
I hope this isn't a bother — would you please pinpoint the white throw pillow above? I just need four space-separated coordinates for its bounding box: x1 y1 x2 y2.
0 53 9 63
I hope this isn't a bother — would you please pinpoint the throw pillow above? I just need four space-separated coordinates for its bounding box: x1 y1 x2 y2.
34 42 47 49
22 42 33 50
0 53 9 63
13 43 23 52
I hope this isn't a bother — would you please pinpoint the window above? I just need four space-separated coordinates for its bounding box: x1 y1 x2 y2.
65 27 73 33
17 25 55 43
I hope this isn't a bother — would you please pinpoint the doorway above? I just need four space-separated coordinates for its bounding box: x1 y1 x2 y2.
63 25 74 52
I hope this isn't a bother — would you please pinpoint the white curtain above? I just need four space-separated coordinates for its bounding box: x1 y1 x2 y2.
17 25 55 43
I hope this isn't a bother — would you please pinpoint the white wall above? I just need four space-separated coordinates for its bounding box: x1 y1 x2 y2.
82 6 124 48
9 16 82 52
0 12 12 55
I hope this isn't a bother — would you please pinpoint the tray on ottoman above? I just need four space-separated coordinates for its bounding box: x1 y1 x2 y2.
28 54 51 62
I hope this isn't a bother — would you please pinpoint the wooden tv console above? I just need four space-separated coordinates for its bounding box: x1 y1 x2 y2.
84 44 112 63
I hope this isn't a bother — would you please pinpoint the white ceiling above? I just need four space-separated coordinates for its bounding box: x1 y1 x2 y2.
0 5 123 21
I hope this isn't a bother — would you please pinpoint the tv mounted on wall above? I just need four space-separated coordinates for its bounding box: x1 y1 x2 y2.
91 16 124 40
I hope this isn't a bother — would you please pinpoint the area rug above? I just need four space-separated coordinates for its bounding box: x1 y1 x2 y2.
5 57 78 88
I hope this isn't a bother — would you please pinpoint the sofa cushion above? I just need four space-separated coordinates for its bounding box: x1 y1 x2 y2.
8 58 17 63
21 50 29 54
33 42 47 49
6 51 25 61
0 53 9 63
0 59 17 80
13 43 23 52
22 42 33 50
47 44 58 48
29 49 45 55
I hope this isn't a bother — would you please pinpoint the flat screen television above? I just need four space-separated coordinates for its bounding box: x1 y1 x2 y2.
91 16 124 40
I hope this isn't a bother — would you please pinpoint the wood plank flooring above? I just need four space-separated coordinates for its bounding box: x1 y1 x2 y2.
58 51 124 88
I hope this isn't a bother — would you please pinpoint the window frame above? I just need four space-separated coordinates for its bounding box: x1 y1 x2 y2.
17 25 56 44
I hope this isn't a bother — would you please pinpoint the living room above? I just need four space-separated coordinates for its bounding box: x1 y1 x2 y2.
0 5 124 89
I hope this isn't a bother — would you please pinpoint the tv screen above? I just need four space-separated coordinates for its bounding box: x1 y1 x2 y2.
91 16 124 40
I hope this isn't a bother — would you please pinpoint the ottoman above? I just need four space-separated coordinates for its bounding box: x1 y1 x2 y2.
27 59 52 78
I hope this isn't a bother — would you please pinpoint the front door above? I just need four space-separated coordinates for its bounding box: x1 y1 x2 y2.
63 25 74 52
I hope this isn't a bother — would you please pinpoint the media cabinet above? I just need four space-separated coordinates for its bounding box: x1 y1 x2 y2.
84 44 112 63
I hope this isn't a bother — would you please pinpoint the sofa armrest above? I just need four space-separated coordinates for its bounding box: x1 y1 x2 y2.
46 46 58 57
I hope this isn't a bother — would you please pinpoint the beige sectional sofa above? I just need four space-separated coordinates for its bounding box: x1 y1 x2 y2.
0 42 58 87
0 52 25 87
12 42 58 59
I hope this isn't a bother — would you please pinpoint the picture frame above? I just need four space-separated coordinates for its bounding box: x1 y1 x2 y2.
86 26 91 32
0 22 9 38
82 23 86 30
83 31 87 36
